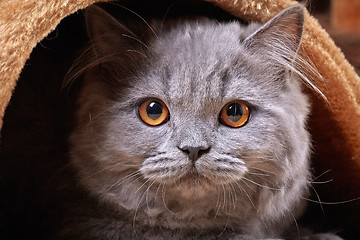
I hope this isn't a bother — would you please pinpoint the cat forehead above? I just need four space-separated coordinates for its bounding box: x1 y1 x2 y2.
125 19 277 107
144 20 265 101
153 19 252 63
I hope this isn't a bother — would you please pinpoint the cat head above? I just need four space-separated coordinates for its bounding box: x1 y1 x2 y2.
69 4 311 229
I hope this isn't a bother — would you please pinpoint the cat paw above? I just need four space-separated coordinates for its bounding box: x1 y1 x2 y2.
300 233 344 240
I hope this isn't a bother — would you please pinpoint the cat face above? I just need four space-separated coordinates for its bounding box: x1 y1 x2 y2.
128 30 291 186
69 4 311 231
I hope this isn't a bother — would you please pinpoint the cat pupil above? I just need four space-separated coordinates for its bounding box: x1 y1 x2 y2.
146 101 163 120
227 103 243 122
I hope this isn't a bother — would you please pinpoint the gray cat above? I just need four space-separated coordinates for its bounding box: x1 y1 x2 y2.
66 4 343 240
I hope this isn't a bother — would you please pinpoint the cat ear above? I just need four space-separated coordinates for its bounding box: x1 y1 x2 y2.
243 4 304 59
83 5 154 80
85 5 146 56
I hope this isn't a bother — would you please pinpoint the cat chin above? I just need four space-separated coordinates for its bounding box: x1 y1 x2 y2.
77 162 307 238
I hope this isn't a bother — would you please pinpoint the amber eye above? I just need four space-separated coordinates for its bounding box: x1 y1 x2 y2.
139 98 169 126
220 101 250 128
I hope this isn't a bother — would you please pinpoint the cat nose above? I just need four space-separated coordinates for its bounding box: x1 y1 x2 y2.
178 146 210 162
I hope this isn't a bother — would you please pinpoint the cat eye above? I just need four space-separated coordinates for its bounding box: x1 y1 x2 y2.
139 98 169 126
220 101 250 128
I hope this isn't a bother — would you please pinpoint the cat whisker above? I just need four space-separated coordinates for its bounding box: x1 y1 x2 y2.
221 182 227 212
310 179 333 185
250 174 277 188
217 215 230 238
132 177 152 196
84 162 141 180
107 170 141 191
247 171 270 177
228 181 237 210
247 166 276 175
301 184 360 225
84 102 129 125
308 184 325 221
133 178 155 227
244 158 283 170
234 178 257 210
108 2 159 40
311 169 332 182
154 180 162 203
174 177 182 191
219 170 237 210
160 1 177 32
122 34 150 50
63 49 109 89
305 170 337 220
238 177 256 193
146 180 157 211
214 181 227 218
240 155 273 160
240 155 274 161
294 49 327 101
161 183 176 215
300 196 360 205
129 175 143 186
289 211 301 240
126 49 150 61
214 188 222 219
242 177 281 191
263 29 326 100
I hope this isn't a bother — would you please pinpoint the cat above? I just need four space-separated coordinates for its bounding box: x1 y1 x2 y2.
63 3 343 240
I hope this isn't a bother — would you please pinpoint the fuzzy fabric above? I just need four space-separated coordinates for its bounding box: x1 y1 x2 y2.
0 0 359 232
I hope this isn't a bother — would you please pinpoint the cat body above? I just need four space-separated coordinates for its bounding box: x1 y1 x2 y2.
64 4 342 240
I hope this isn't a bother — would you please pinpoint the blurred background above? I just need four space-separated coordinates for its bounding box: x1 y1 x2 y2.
307 0 360 73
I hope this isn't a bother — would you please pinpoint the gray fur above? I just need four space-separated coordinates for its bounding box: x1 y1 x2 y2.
67 5 342 240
